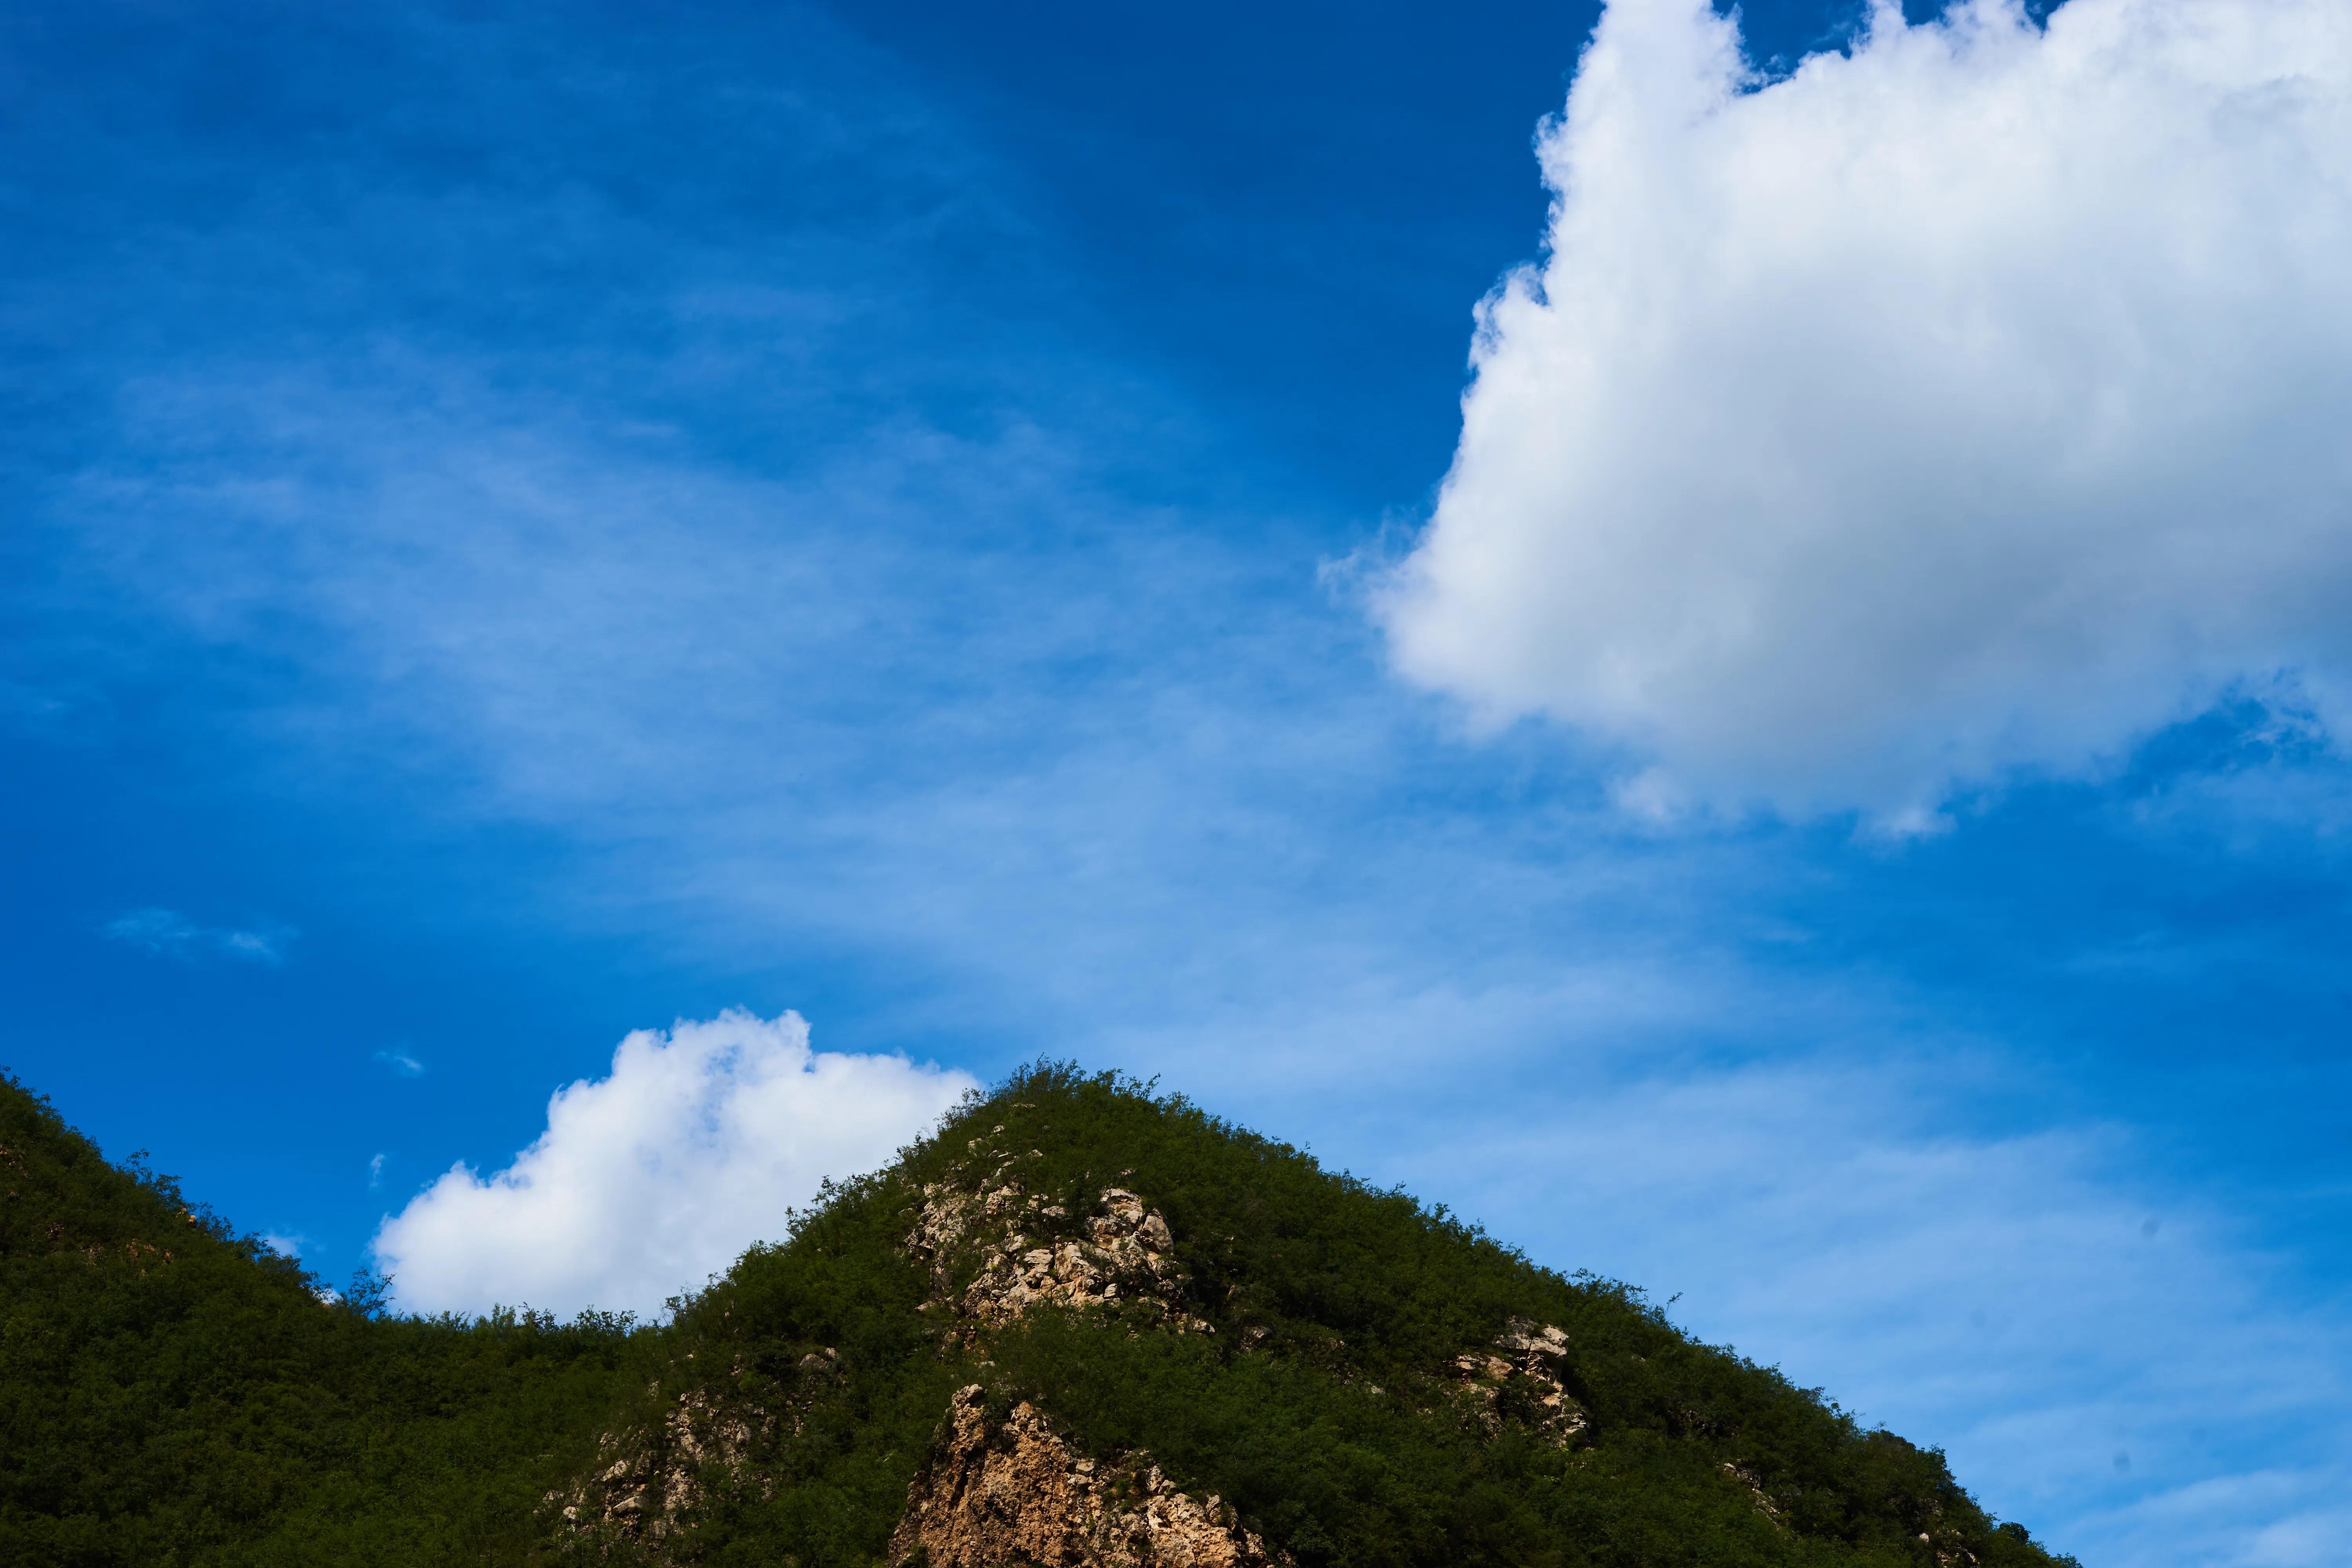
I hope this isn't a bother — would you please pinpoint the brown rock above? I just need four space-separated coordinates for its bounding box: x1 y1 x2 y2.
908 1178 1202 1332
890 1386 1283 1568
547 1384 773 1550
1451 1317 1588 1444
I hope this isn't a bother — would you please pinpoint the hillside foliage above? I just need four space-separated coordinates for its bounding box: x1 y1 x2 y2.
0 1064 2079 1567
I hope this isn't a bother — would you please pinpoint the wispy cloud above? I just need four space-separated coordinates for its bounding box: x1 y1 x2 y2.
1460 1064 2350 1565
367 1153 386 1191
372 1050 425 1078
103 907 293 964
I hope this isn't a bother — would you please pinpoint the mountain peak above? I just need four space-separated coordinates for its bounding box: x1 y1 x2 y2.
0 1063 2077 1566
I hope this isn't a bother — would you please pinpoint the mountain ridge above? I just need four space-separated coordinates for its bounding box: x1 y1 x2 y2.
0 1064 2078 1566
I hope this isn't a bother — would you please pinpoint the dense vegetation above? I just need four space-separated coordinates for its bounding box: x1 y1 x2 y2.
0 1064 2080 1567
0 1071 649 1565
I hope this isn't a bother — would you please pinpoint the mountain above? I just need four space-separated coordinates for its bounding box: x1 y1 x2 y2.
0 1064 2078 1567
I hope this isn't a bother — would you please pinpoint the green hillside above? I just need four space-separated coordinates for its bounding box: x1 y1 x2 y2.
0 1070 647 1565
0 1065 2077 1567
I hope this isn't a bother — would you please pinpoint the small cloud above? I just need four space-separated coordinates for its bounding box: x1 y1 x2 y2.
368 1153 386 1190
1857 804 1956 843
372 1009 976 1316
1609 768 1690 827
104 907 293 965
374 1049 426 1078
218 927 289 962
104 907 199 954
260 1232 306 1257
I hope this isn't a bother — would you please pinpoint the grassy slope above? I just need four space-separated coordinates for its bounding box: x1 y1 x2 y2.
1 1064 2080 1567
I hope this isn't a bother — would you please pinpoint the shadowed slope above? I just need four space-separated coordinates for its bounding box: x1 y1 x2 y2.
0 1071 648 1566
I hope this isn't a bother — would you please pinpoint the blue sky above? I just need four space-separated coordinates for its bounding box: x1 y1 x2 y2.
7 0 2352 1560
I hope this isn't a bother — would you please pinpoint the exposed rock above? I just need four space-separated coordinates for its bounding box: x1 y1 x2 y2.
1722 1461 1781 1521
910 1172 1202 1332
1451 1317 1588 1443
545 1381 775 1549
890 1385 1284 1568
880 1166 1249 1563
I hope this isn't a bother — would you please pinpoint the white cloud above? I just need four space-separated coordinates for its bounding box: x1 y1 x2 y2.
103 906 292 963
1381 0 2352 817
372 1049 425 1077
370 1010 976 1316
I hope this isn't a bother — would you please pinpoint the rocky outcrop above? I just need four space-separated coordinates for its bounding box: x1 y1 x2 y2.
908 1134 1202 1332
883 1155 1254 1563
943 1185 1188 1323
1721 1461 1781 1521
1451 1317 1588 1443
889 1385 1283 1568
545 1374 782 1547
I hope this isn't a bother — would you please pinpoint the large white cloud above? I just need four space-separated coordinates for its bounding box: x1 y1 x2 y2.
1381 0 2352 817
372 1011 975 1316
